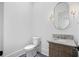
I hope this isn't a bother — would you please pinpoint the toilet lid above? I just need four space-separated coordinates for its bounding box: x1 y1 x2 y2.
24 44 36 50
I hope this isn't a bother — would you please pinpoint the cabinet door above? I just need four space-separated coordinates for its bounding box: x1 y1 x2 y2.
49 43 59 57
49 43 54 56
49 43 75 57
57 45 63 57
62 46 73 57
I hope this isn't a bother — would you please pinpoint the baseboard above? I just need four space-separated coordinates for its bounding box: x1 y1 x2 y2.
5 49 25 57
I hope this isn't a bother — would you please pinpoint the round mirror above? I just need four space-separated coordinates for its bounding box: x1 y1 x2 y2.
53 2 70 30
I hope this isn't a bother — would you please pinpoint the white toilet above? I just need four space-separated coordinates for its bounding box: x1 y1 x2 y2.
24 37 40 57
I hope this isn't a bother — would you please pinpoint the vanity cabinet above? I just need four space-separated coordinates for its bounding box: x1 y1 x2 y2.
49 42 78 57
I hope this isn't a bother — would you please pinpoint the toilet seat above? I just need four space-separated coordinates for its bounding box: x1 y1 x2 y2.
24 44 36 51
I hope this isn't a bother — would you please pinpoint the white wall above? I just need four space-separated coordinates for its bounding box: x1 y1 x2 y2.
3 2 33 56
3 2 79 56
32 2 79 56
0 3 3 51
32 2 58 56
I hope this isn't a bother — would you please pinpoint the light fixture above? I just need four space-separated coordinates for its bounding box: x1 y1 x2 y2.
70 3 79 24
71 8 77 16
70 3 79 17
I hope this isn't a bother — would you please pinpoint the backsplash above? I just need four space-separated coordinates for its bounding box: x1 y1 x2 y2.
53 34 74 39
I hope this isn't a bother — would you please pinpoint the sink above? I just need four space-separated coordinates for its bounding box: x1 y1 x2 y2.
54 39 68 42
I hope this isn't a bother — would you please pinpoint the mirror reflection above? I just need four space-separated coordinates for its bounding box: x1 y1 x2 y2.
53 2 70 30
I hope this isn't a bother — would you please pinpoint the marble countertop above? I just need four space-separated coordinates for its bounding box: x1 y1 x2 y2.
47 39 77 47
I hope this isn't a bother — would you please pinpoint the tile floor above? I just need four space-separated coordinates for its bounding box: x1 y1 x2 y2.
20 52 47 57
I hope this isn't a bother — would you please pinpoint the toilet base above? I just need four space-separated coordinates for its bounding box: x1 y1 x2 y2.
26 48 37 57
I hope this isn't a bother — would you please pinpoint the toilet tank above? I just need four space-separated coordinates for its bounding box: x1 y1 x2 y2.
32 37 40 46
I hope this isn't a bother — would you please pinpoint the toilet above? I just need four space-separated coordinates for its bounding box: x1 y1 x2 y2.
24 37 40 57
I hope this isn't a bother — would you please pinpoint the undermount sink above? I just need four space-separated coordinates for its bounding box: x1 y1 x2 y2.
54 39 69 42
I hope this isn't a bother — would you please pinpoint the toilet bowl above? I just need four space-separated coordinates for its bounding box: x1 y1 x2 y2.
24 37 40 57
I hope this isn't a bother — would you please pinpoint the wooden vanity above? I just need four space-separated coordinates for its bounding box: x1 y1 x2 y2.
48 34 78 57
49 42 78 57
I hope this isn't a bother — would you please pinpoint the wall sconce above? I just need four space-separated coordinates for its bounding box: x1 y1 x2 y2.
48 11 54 22
71 8 77 17
70 3 79 24
70 3 79 18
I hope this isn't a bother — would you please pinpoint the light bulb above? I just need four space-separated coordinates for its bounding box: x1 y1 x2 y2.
71 8 76 16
